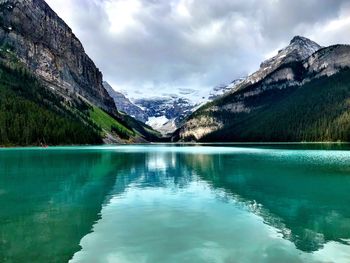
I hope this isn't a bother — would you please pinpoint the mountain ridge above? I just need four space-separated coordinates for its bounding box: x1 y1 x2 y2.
103 81 147 122
175 36 350 142
105 79 254 135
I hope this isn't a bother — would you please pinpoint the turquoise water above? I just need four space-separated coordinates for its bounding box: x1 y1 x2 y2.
1 144 350 262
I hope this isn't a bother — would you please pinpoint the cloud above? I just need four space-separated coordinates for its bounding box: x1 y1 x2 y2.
45 0 350 101
179 88 196 95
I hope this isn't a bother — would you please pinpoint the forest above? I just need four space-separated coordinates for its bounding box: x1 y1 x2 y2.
0 48 103 146
201 68 350 142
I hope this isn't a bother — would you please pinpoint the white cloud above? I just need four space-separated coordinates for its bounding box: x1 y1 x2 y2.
105 0 142 34
45 0 350 102
310 16 350 46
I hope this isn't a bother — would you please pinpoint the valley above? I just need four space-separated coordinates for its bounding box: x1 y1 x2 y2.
2 1 350 263
1 1 350 145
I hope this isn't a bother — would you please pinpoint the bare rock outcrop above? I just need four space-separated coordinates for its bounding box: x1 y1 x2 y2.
0 0 116 113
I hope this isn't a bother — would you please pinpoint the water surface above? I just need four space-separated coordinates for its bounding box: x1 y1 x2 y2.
1 144 350 262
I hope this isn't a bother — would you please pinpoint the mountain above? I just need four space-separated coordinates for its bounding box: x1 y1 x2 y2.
175 36 350 142
243 36 321 86
105 81 249 136
0 54 103 145
134 96 195 135
208 78 245 101
103 82 147 122
0 0 160 145
0 0 115 113
104 82 196 135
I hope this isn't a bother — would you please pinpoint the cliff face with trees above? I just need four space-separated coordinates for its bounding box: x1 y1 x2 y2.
190 68 350 142
175 37 350 142
0 0 116 113
0 54 103 145
0 0 162 146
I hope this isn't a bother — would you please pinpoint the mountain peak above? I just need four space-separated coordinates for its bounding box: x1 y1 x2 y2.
287 35 321 59
259 36 321 69
290 35 312 44
289 36 321 50
245 36 322 86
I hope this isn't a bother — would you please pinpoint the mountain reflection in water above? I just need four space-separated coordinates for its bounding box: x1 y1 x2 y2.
1 145 350 263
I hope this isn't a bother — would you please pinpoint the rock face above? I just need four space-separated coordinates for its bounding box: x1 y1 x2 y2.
135 97 193 125
176 36 350 141
134 96 195 135
239 36 321 89
208 78 245 101
0 0 116 113
103 82 147 122
305 45 350 78
105 81 196 135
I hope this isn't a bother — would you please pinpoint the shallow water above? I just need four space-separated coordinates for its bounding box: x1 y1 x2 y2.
1 144 350 262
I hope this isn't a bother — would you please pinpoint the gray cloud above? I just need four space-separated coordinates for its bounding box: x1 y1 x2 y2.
46 0 350 101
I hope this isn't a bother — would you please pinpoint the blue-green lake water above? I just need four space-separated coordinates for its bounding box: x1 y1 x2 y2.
1 144 350 262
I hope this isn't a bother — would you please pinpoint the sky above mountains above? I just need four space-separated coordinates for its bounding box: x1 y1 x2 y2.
46 0 350 102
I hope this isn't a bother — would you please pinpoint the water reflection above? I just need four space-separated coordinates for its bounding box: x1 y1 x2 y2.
1 146 350 262
183 150 350 253
71 147 350 263
0 149 145 262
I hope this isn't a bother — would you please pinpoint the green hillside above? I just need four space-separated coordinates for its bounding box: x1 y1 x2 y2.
120 112 163 142
89 106 135 140
0 46 162 146
0 53 103 146
199 68 350 142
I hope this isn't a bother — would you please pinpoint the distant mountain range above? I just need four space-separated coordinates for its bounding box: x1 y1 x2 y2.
174 36 350 142
104 79 247 135
99 35 350 143
104 82 195 135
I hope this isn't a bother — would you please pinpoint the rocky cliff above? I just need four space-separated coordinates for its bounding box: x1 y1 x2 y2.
0 0 116 113
232 36 321 93
103 82 147 122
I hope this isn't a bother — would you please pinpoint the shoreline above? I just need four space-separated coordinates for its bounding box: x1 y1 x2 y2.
1 141 350 150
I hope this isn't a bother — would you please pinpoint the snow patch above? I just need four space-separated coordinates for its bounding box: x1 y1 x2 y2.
146 116 170 130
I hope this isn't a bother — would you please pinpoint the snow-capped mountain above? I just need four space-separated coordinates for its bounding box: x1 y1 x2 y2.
208 78 245 101
104 82 196 134
243 36 321 86
134 96 195 135
104 78 250 135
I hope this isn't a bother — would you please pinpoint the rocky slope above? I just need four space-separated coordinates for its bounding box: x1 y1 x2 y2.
208 78 245 101
105 82 196 135
0 0 115 113
0 47 160 145
0 54 104 146
244 36 321 85
0 0 162 145
134 96 194 134
103 82 147 122
175 36 350 142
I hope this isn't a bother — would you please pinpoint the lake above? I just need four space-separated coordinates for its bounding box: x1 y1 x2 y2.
1 144 350 263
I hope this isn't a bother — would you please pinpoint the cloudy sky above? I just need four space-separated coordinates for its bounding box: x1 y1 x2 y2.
45 0 350 102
